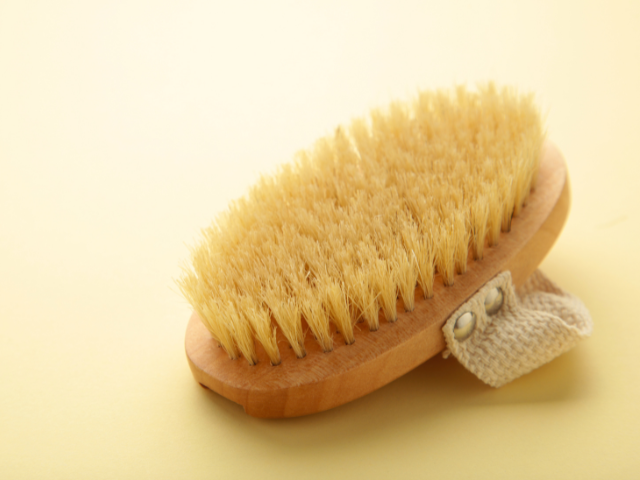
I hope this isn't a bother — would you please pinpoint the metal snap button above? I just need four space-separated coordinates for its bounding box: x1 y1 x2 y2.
453 311 476 341
484 287 504 315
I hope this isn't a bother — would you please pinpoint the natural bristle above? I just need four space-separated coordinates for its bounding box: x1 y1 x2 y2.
178 83 544 365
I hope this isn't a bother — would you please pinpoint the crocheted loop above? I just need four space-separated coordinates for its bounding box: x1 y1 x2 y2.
442 269 593 388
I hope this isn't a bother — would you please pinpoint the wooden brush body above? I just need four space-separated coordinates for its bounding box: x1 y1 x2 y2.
185 140 569 418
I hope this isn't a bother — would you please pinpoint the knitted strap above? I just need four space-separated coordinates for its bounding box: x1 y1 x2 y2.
442 269 593 387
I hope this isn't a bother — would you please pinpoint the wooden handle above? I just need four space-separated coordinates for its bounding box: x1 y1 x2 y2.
185 140 569 418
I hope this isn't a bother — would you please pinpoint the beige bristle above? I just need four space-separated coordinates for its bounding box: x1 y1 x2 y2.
402 223 435 299
470 194 489 260
264 287 306 358
202 300 239 359
486 183 503 247
179 83 544 365
372 259 398 322
240 296 281 365
299 290 334 353
435 222 456 287
344 266 380 331
453 210 470 275
224 296 258 366
320 277 355 345
178 274 240 360
393 246 419 312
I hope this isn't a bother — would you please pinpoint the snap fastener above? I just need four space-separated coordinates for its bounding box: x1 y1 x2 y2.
453 311 476 341
484 287 504 315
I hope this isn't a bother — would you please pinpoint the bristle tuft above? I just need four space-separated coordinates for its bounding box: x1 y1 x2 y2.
179 84 544 364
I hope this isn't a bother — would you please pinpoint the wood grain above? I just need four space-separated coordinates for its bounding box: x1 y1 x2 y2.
185 140 570 418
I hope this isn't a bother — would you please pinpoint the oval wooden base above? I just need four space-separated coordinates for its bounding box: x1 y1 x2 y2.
185 141 570 418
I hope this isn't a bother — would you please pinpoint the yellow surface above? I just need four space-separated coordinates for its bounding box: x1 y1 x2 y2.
1 1 638 478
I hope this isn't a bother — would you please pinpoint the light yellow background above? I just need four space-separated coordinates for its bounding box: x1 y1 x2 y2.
2 1 639 478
